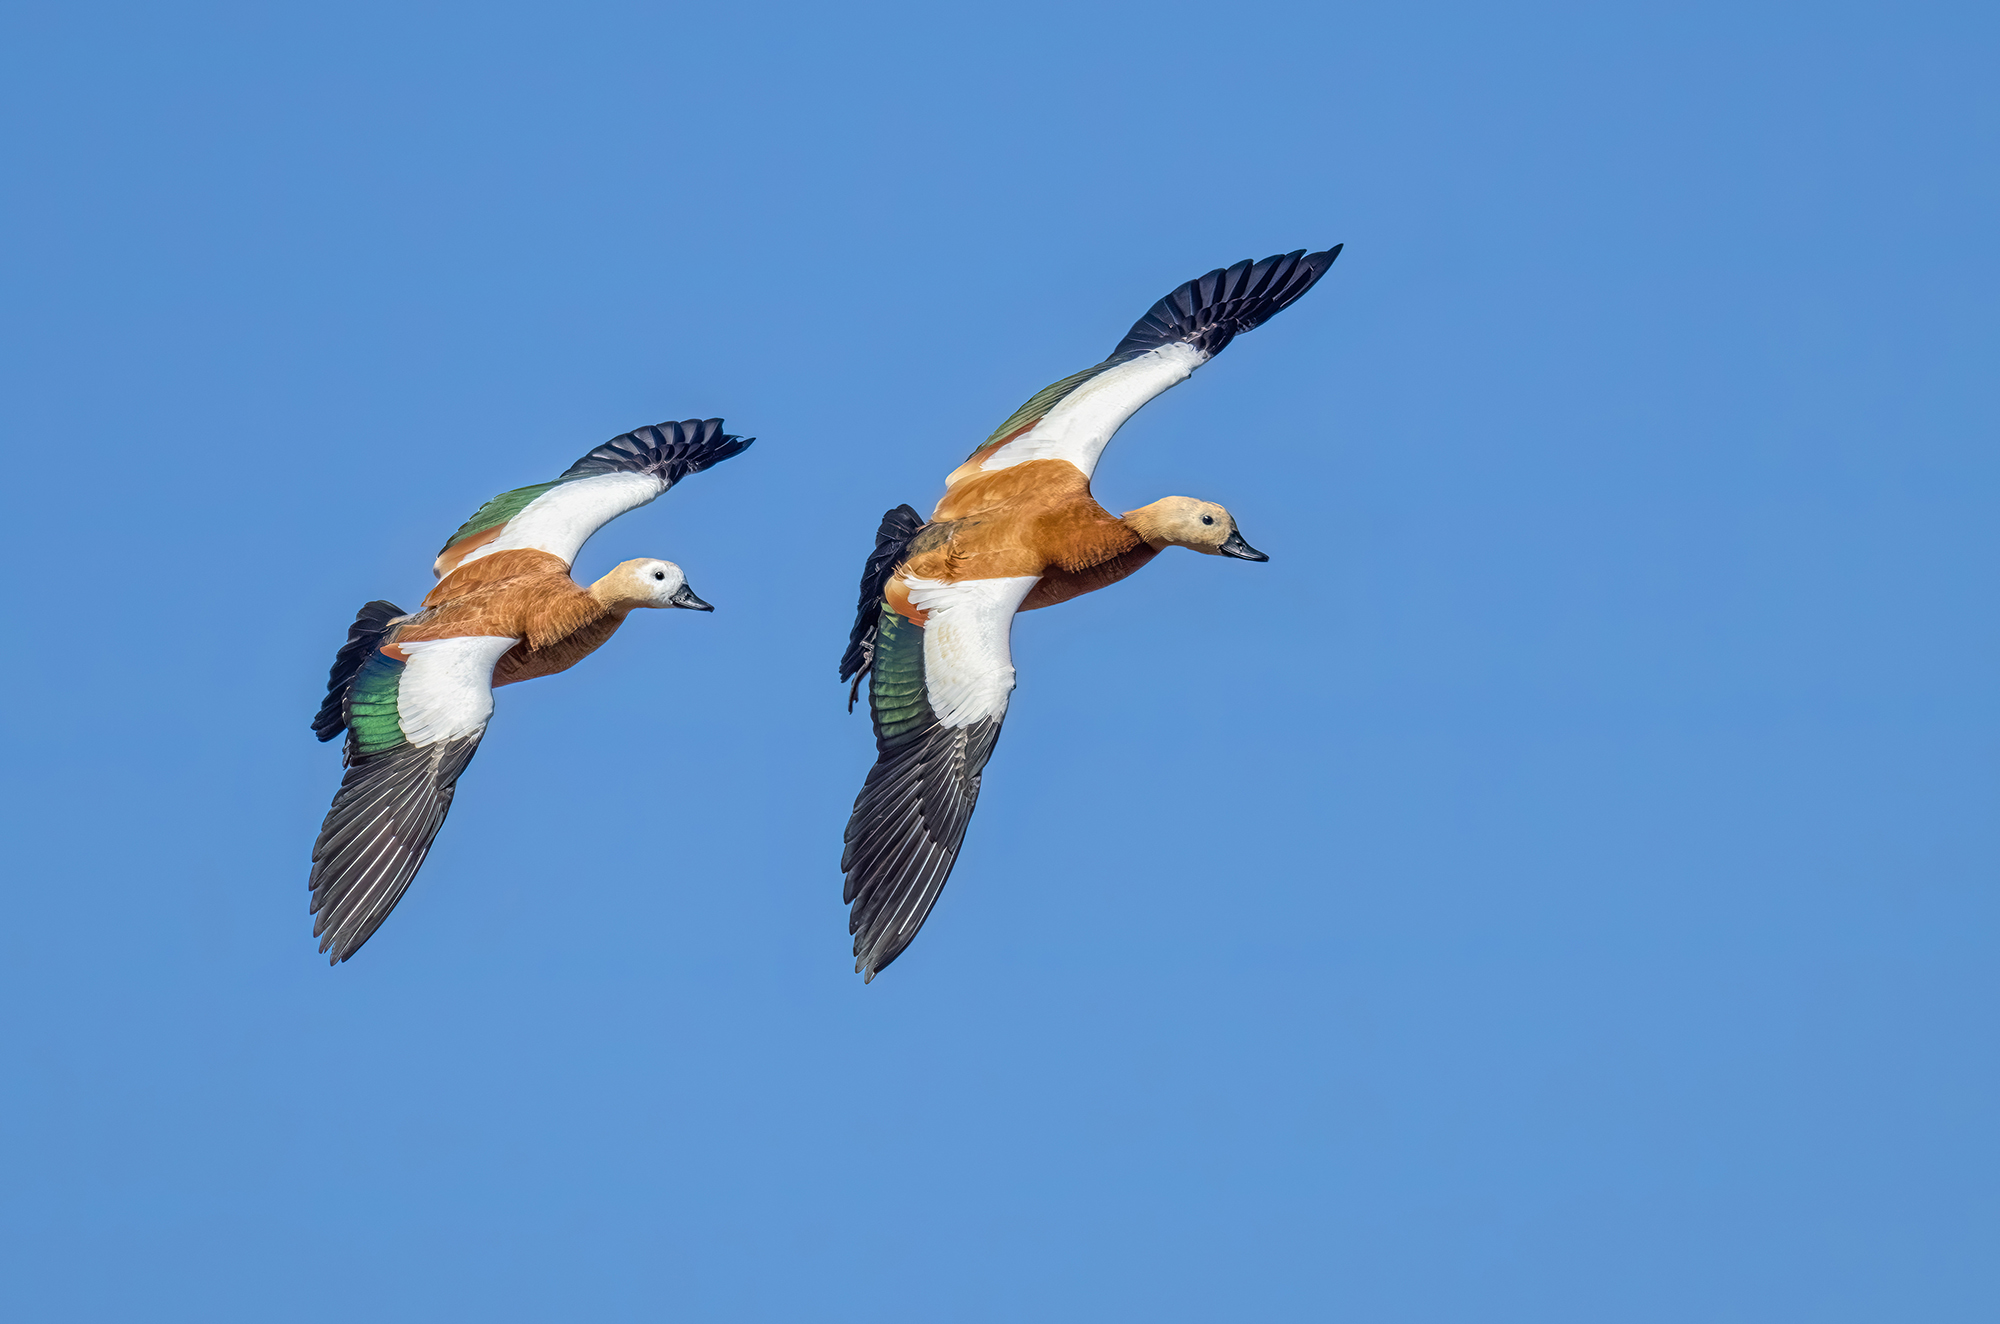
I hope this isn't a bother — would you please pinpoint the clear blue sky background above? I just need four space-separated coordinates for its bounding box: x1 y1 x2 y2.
2 1 1994 1319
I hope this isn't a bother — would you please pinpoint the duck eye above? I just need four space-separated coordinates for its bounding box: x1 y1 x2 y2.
1200 515 1214 526
653 571 666 581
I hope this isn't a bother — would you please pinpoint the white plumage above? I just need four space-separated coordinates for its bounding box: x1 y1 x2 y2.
972 343 1206 480
901 575 1039 727
393 635 520 746
454 472 666 571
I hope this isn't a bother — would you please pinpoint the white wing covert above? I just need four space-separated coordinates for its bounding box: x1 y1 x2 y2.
952 246 1342 487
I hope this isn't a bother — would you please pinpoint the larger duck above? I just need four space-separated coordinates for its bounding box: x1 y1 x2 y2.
307 418 752 963
837 246 1341 980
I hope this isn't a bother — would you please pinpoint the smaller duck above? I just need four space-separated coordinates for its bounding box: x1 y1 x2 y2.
307 417 753 963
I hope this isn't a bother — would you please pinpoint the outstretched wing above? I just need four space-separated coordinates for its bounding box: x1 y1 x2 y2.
842 574 1038 980
309 633 519 963
434 417 754 578
948 246 1341 488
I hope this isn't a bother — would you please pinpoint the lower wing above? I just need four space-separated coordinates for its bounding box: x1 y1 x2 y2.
309 633 518 963
841 574 1036 980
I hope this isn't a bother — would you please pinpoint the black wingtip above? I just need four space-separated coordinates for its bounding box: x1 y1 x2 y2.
558 418 756 485
310 734 483 966
1109 245 1344 362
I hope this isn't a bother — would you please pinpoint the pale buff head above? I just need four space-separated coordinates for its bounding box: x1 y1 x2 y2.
588 558 714 611
1121 496 1269 560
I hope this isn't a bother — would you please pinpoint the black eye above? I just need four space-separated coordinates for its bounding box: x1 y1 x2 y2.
653 571 665 580
1200 515 1214 526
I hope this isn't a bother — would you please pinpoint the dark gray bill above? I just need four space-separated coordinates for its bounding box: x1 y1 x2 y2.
669 583 714 611
1217 530 1269 562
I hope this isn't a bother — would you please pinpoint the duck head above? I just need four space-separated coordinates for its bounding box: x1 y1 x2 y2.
589 558 714 611
1122 496 1269 561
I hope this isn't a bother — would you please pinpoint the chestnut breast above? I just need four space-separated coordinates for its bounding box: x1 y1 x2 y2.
916 458 1141 584
492 611 629 687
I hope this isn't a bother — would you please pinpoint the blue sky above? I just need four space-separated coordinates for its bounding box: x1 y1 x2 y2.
2 1 1995 1319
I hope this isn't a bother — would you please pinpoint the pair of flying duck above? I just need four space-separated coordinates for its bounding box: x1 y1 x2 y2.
309 244 1342 976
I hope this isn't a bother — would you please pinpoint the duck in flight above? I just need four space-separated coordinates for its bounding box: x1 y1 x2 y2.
836 246 1342 980
307 418 753 963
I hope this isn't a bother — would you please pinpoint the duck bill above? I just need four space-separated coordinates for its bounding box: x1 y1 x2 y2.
1217 530 1269 562
669 583 714 611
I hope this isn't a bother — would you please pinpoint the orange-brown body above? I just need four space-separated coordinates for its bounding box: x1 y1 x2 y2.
887 458 1185 622
384 548 637 688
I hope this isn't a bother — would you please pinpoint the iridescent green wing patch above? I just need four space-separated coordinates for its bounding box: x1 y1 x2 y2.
965 363 1111 460
437 481 562 556
868 605 935 747
344 649 408 758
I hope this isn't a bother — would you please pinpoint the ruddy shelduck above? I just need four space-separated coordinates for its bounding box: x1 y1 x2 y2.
837 247 1342 979
307 418 752 963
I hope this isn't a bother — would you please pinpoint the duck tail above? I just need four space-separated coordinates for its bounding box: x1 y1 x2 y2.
312 600 406 742
839 504 926 711
1109 244 1343 362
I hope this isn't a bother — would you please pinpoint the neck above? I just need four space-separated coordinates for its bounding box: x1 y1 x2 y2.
1120 500 1177 550
586 574 645 613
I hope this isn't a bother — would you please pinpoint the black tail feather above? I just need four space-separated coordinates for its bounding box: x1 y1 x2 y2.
839 504 926 711
312 600 405 742
1109 244 1342 362
557 417 755 485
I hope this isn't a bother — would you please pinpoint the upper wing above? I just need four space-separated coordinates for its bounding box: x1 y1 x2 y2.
841 573 1037 980
948 246 1341 488
308 632 519 963
433 418 754 579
